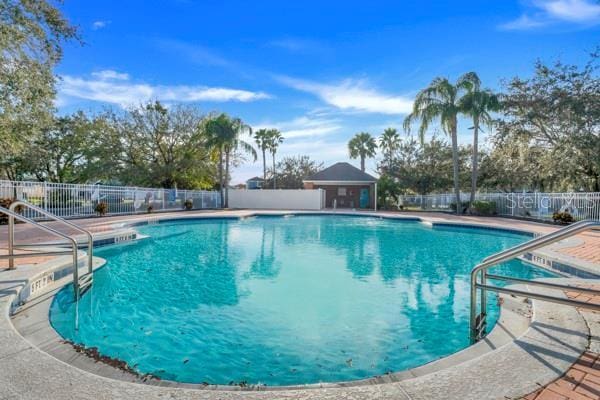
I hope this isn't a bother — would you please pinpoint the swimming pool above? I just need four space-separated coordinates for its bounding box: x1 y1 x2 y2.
49 215 554 386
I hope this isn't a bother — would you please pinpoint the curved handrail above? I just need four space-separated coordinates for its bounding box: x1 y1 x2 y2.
477 220 600 272
9 200 94 274
470 220 600 341
0 205 82 299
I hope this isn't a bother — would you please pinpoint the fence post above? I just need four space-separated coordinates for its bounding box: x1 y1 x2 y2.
43 182 48 212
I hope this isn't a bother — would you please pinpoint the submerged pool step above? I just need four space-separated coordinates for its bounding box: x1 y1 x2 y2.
78 273 93 296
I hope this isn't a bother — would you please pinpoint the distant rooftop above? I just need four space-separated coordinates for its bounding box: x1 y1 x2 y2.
246 176 264 182
305 162 376 182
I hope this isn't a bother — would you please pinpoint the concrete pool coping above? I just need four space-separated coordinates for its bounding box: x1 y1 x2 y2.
0 210 598 399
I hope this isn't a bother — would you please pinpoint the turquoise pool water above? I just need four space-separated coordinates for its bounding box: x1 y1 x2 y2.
49 215 554 386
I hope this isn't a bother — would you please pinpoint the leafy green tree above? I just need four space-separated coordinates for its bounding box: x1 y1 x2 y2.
378 127 401 173
403 73 479 214
495 52 600 191
266 155 323 189
458 73 500 207
266 129 283 189
377 174 401 209
0 0 79 177
348 132 377 172
82 102 211 189
30 112 90 182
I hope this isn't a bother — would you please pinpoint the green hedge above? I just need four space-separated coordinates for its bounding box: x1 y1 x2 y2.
471 200 497 216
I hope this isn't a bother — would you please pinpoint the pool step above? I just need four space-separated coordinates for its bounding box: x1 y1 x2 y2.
78 273 93 296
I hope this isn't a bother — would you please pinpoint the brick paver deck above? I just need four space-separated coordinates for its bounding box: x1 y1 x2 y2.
523 288 600 400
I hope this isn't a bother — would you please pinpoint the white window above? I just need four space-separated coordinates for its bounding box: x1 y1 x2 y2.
338 187 346 196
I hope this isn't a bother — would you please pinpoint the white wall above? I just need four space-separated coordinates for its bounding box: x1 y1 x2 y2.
228 189 325 210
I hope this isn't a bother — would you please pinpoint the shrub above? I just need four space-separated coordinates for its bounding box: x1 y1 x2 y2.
94 201 108 216
471 200 497 216
449 201 470 214
147 205 154 213
46 189 85 208
184 199 193 210
552 211 574 224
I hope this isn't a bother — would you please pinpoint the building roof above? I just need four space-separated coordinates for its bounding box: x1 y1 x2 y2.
305 162 377 182
246 176 264 182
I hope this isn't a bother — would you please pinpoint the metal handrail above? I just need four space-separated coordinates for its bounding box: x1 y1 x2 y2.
470 220 600 342
0 205 83 299
8 200 94 275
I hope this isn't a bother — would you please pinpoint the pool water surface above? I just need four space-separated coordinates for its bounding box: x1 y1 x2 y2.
49 215 554 386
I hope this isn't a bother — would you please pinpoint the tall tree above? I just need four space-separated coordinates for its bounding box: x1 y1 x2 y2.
31 112 89 183
348 132 377 172
119 102 210 189
204 113 230 205
0 0 79 178
224 117 256 206
378 127 401 173
253 128 273 183
495 52 600 191
266 155 323 189
458 73 500 208
403 73 479 214
267 129 283 189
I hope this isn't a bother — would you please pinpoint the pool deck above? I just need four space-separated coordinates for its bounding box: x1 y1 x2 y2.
1 209 599 399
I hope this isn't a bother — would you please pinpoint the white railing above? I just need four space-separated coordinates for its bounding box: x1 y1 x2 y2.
0 180 220 220
398 192 600 221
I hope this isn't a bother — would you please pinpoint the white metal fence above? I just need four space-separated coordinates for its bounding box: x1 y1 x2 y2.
0 180 220 220
398 192 600 221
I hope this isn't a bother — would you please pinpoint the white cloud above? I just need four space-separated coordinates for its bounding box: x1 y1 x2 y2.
540 0 600 21
277 76 413 115
254 115 342 139
500 14 548 30
92 20 110 30
501 0 600 30
58 72 271 107
91 70 130 81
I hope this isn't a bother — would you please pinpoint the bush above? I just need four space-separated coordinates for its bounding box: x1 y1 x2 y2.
470 200 497 216
0 198 23 224
46 189 83 208
94 201 108 216
184 199 193 210
147 205 154 213
552 211 574 224
449 201 470 214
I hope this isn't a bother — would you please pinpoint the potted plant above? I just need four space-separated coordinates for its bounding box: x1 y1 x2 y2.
184 199 193 210
552 211 574 225
94 201 108 216
147 205 154 214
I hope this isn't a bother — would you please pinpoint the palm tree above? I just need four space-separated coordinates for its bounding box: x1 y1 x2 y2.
223 117 256 207
379 127 400 173
253 128 271 183
459 75 500 209
403 73 479 215
267 129 283 189
204 114 256 207
203 113 229 206
348 132 377 172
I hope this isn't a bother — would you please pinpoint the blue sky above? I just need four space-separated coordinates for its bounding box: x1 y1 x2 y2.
56 0 600 183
